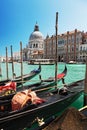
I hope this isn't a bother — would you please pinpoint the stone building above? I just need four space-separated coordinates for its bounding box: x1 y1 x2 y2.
44 35 57 59
13 52 20 61
44 29 83 62
79 32 87 62
27 23 44 60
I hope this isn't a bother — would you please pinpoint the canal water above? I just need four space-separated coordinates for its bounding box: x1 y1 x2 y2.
0 62 86 129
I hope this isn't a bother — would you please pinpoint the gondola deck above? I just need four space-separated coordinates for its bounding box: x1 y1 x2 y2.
0 79 84 130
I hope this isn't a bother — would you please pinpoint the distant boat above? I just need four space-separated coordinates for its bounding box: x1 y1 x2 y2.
28 59 55 65
68 60 77 64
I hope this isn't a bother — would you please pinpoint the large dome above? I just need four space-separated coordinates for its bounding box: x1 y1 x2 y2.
29 23 44 41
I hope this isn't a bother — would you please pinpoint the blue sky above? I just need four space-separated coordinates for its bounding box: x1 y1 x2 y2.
0 0 87 56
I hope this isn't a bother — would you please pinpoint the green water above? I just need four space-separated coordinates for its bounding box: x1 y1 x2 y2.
0 62 86 129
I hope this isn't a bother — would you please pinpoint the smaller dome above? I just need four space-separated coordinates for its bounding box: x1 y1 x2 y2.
29 23 44 41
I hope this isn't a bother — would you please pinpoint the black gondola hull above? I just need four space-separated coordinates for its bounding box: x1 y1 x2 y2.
0 64 41 86
0 89 83 130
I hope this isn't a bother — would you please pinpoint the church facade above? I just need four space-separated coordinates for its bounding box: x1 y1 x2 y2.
23 23 44 60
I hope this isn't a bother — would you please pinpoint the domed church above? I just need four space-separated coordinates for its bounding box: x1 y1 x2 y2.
27 23 44 59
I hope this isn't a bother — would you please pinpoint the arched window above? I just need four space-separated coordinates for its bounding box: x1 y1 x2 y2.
80 46 82 51
36 44 38 48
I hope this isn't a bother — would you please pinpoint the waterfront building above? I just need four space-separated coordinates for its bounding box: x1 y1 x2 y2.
44 35 56 59
22 47 28 61
44 29 83 62
13 52 20 61
13 26 87 63
79 32 87 62
0 56 6 62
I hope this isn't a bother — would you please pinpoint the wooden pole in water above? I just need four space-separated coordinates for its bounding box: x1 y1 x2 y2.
20 41 23 87
10 45 14 78
84 57 87 106
6 47 9 79
0 56 2 77
55 12 58 89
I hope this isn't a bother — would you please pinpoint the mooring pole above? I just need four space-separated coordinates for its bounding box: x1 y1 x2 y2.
0 56 2 77
10 45 14 78
6 47 9 79
55 12 58 89
84 57 87 106
20 41 23 87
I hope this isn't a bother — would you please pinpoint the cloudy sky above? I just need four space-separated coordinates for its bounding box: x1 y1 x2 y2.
0 0 87 56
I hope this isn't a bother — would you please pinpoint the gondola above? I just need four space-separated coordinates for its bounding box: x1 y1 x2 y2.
0 64 41 86
18 65 67 91
0 65 67 100
30 105 87 130
0 79 84 130
39 106 87 130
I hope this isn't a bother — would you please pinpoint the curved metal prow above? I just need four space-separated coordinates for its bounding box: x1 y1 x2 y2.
62 65 67 75
39 64 41 71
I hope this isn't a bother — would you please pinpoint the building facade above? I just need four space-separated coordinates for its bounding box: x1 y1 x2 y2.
44 29 85 62
79 32 87 62
27 23 44 60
